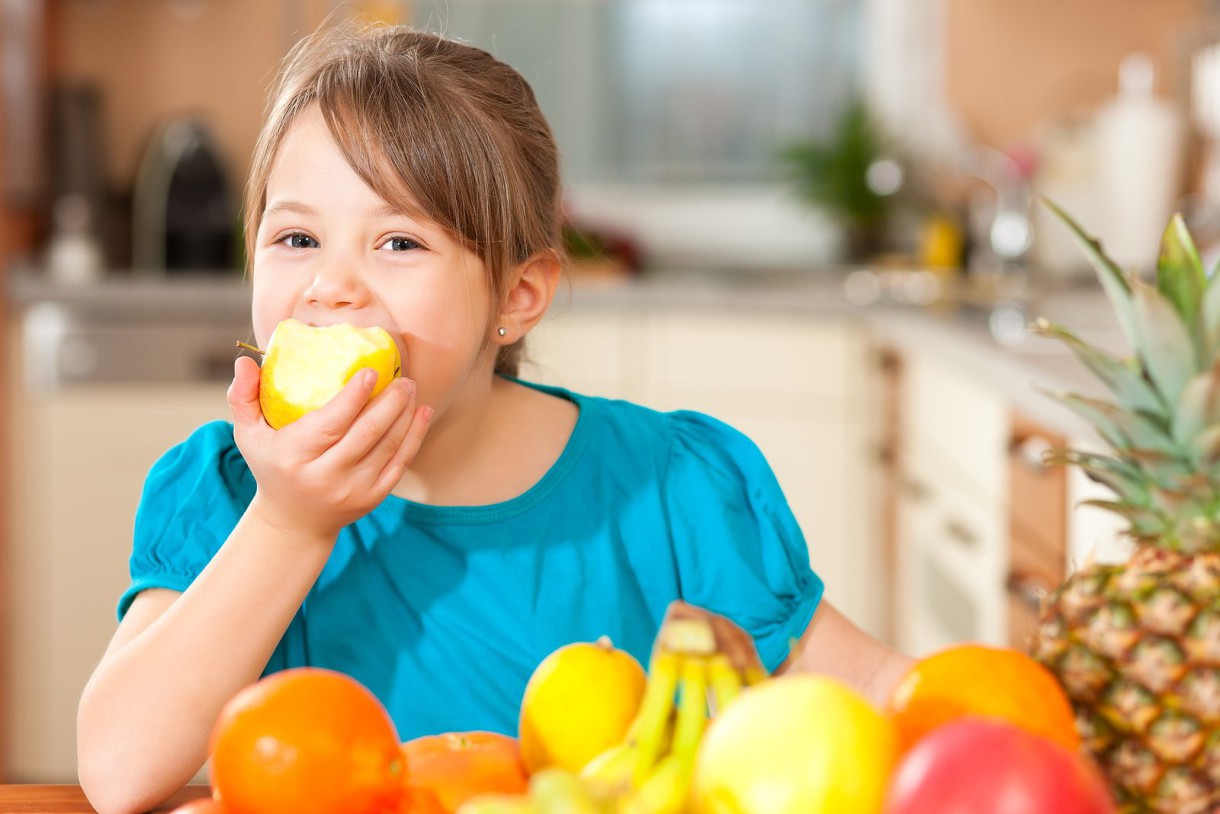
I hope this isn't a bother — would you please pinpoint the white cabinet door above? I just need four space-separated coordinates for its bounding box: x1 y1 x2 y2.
896 353 1010 655
639 309 879 636
5 383 230 782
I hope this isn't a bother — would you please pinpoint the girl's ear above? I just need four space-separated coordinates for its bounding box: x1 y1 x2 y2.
494 249 562 343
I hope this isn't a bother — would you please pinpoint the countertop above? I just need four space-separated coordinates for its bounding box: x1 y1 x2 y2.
6 268 1118 439
0 785 210 813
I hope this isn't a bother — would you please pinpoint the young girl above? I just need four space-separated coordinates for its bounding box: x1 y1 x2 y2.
77 23 910 814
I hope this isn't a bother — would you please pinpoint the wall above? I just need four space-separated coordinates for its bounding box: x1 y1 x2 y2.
53 0 300 189
944 0 1200 149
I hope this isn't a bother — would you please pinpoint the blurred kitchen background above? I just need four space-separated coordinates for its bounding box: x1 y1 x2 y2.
1 0 1218 784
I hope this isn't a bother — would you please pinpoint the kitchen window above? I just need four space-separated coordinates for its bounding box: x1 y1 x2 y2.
414 0 863 185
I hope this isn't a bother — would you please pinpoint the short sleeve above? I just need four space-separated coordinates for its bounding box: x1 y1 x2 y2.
118 420 255 620
662 411 824 673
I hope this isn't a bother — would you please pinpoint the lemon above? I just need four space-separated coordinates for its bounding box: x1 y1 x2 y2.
518 637 646 774
690 675 897 814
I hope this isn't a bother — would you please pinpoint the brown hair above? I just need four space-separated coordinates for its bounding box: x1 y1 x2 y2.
245 23 564 376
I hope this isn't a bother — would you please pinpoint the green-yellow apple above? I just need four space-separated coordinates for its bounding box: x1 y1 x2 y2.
254 318 401 429
690 675 898 814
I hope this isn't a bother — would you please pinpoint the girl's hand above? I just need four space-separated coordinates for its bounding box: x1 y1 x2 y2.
226 355 433 542
662 600 767 678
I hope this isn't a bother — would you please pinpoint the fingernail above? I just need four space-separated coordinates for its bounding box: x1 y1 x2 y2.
421 405 435 422
363 369 378 387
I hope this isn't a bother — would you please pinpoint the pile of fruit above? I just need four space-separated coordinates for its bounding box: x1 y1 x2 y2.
170 613 1120 814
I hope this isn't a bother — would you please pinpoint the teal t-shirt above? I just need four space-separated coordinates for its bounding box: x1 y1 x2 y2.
120 383 823 741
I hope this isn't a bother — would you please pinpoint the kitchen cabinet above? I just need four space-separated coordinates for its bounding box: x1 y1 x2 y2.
521 304 881 637
894 350 1010 657
1005 414 1068 652
3 328 230 782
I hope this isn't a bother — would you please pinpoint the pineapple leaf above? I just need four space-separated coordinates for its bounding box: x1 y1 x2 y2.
1156 213 1206 329
1131 278 1199 407
1030 319 1164 415
1200 270 1220 363
1191 423 1220 466
1049 392 1177 455
1172 361 1220 448
1041 197 1138 349
1078 499 1166 535
1046 448 1149 505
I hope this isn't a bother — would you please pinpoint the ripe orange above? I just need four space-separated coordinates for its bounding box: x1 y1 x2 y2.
165 799 224 814
401 731 528 812
397 784 447 814
209 667 405 814
884 644 1080 754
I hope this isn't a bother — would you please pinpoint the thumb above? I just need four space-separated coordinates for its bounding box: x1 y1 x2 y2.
227 355 265 427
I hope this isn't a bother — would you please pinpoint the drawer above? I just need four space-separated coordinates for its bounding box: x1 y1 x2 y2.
1008 415 1068 571
643 310 861 412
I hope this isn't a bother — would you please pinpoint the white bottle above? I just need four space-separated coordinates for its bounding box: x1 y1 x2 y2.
46 193 104 285
1094 52 1185 276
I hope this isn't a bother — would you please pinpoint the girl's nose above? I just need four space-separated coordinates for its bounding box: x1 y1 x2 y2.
303 258 372 310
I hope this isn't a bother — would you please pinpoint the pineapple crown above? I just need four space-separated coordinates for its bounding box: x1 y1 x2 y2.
1037 200 1220 554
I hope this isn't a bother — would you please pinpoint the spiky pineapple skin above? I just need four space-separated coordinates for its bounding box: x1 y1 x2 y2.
1033 547 1220 814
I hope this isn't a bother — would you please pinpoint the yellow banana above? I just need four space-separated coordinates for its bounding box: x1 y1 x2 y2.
528 767 604 814
580 741 637 797
628 649 681 784
670 656 709 764
616 753 689 814
706 653 743 715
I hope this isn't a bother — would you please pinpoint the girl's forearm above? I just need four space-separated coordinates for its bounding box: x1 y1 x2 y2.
77 505 335 814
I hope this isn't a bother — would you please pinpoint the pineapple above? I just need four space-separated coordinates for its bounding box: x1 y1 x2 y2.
1032 200 1220 814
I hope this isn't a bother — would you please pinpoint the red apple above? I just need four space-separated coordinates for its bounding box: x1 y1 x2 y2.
884 717 1115 814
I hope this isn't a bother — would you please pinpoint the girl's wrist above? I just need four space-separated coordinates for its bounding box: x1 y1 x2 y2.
246 492 341 549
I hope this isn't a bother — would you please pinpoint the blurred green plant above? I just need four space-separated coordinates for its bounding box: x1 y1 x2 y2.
781 100 893 259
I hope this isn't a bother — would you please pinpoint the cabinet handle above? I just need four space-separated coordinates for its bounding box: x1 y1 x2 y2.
944 518 977 548
1009 434 1054 472
903 477 930 501
1005 570 1054 612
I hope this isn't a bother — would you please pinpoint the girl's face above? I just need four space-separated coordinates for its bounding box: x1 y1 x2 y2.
252 104 498 417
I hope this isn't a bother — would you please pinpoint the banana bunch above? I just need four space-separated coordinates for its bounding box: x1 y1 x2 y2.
460 617 764 814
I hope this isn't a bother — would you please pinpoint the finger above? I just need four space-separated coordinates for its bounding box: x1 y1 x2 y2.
354 378 417 471
227 356 266 428
372 404 433 495
325 376 415 465
292 368 380 451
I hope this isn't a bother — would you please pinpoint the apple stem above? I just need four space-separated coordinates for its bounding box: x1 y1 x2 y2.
235 340 264 356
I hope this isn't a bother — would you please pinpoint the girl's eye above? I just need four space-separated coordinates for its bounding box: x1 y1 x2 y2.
281 233 319 249
380 236 421 252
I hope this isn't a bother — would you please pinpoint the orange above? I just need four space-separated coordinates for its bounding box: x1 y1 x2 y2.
518 637 646 774
401 731 528 812
398 784 447 814
209 667 405 814
166 799 224 814
884 644 1080 754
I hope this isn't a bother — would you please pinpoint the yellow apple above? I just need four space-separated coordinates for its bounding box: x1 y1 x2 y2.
258 318 401 429
690 675 898 814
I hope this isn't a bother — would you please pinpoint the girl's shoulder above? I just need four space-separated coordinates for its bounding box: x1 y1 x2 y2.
142 419 253 503
541 383 772 482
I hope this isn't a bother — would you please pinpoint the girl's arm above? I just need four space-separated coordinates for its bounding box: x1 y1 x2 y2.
775 601 914 707
77 358 430 814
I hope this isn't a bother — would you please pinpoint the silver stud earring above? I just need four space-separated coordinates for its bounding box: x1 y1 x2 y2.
497 327 508 337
